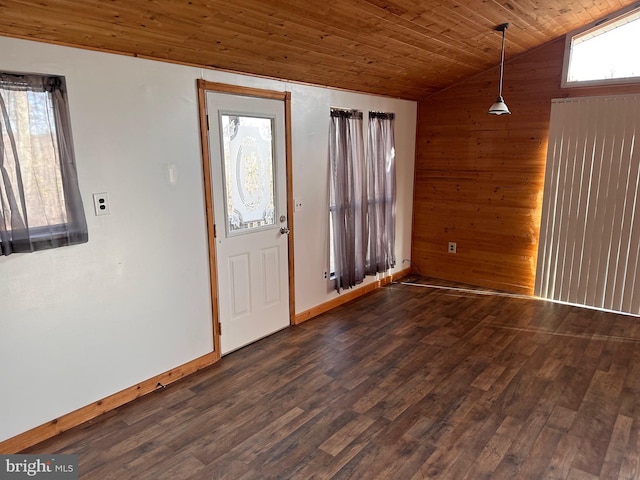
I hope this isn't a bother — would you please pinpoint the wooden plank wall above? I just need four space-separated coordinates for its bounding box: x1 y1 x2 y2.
413 37 640 295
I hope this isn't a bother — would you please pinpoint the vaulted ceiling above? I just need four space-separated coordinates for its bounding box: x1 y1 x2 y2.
0 1 636 100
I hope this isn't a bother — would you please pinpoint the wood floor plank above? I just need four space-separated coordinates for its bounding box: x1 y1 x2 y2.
291 417 392 479
491 404 550 478
600 414 633 479
462 415 523 479
515 426 563 479
20 277 640 479
430 410 503 479
545 433 584 480
570 391 622 475
318 414 376 457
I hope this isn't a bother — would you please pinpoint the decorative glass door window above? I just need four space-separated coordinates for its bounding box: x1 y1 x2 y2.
219 114 276 235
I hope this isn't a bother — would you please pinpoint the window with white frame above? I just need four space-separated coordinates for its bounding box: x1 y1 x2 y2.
563 4 640 87
0 72 87 255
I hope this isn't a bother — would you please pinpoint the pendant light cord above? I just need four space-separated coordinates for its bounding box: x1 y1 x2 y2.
498 27 506 98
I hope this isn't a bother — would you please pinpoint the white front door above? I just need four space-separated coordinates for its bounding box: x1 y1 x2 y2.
207 91 290 354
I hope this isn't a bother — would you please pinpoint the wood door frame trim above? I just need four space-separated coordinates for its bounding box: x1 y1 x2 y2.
197 80 222 357
196 80 297 342
284 91 296 325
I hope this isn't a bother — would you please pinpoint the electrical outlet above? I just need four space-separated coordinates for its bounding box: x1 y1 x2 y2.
448 241 457 254
93 192 110 216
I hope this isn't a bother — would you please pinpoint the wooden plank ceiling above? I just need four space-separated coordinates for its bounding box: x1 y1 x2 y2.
0 0 636 100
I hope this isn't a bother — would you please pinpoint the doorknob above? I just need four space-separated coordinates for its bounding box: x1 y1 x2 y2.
280 227 290 235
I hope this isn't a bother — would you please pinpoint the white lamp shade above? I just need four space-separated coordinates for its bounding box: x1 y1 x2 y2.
488 96 510 115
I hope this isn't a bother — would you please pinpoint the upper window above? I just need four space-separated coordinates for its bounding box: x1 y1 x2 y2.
563 5 640 87
0 72 88 256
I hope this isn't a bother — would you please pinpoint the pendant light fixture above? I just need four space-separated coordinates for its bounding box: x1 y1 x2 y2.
488 23 511 115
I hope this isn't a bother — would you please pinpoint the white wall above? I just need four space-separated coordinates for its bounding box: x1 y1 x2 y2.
0 36 416 443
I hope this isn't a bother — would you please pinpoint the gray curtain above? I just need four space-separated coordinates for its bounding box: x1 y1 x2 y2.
366 112 396 274
0 72 87 255
329 109 367 292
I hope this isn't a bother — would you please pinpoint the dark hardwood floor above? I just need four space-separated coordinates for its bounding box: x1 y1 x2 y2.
24 278 640 479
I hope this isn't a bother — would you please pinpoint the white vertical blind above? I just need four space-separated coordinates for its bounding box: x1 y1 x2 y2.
535 94 640 315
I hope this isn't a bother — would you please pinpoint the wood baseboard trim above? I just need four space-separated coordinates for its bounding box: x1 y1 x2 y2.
294 281 380 325
294 267 412 325
0 351 219 454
